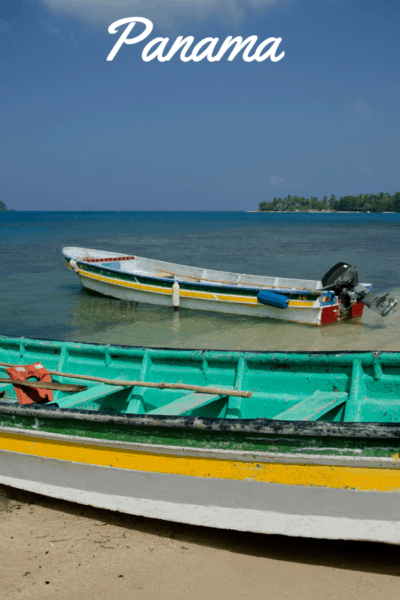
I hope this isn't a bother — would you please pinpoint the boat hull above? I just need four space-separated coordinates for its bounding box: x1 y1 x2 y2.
63 247 367 326
79 269 328 325
2 336 400 543
1 428 400 544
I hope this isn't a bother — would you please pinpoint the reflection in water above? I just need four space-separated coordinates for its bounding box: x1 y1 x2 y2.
68 287 400 352
172 310 181 337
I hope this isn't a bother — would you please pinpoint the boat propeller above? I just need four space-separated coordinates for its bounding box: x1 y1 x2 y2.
321 262 398 317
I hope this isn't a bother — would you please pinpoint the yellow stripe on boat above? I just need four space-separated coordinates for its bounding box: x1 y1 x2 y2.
68 264 315 308
79 268 253 303
288 300 315 308
215 294 257 304
1 431 400 492
79 270 213 299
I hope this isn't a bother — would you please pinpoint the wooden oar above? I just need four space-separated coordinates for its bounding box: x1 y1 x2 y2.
0 363 252 398
154 267 314 292
0 377 88 392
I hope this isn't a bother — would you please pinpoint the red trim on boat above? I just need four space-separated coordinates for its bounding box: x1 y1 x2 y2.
348 302 364 318
84 256 135 263
321 305 339 324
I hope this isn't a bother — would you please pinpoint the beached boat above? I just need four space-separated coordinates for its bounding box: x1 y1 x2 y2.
62 247 397 326
1 336 400 544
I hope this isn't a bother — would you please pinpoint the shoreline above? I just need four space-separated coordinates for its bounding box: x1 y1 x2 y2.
248 211 398 214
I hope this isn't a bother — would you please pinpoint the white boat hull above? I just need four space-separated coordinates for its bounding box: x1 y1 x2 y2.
80 271 325 325
1 442 399 544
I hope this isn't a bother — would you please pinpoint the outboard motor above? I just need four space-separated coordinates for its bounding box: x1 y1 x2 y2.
321 262 397 317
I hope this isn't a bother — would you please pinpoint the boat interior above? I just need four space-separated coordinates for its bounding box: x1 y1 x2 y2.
63 247 323 293
1 338 400 423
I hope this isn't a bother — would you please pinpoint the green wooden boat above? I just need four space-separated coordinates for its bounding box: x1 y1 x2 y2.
1 335 400 544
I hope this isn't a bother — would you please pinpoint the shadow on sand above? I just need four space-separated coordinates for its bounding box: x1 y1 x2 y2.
1 484 400 578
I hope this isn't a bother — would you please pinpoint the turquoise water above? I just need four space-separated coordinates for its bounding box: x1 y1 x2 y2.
1 211 400 350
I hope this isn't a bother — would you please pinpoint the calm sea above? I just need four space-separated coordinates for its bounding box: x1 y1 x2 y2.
1 211 400 351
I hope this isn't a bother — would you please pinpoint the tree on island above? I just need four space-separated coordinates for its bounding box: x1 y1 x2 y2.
0 202 16 212
259 192 400 213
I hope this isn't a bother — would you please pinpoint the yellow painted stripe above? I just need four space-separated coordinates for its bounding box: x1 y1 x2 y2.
215 294 257 304
66 264 316 309
1 431 399 492
288 300 315 308
80 270 179 296
80 270 218 300
180 289 217 300
73 267 257 304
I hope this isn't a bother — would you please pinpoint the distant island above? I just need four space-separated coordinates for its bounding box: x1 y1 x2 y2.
0 201 16 212
259 192 400 213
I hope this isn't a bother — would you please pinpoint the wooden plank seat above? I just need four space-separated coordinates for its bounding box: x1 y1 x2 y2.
54 383 128 409
273 391 348 422
148 391 230 416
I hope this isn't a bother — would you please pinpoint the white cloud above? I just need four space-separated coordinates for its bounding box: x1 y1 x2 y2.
269 174 284 184
38 0 293 26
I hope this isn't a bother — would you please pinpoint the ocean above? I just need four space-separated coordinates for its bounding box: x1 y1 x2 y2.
1 211 400 351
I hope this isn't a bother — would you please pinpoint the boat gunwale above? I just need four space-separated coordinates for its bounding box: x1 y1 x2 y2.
62 247 324 295
1 424 398 468
1 333 391 357
1 401 400 440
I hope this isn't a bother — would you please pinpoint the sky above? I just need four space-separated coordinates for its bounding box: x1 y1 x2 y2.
0 0 399 211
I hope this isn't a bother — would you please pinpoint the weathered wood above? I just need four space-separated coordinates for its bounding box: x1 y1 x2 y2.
0 377 88 393
48 372 251 398
0 363 251 398
154 267 312 291
1 400 400 439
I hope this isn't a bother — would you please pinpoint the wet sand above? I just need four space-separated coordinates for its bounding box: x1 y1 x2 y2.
1 484 399 600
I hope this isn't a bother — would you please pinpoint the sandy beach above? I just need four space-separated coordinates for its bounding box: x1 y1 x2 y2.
1 483 399 600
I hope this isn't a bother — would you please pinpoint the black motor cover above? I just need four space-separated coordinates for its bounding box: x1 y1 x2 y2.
321 262 358 290
321 262 397 317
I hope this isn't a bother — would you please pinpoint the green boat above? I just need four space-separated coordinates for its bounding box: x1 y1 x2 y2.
1 335 400 544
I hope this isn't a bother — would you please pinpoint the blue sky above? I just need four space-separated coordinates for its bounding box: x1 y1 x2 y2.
1 0 399 210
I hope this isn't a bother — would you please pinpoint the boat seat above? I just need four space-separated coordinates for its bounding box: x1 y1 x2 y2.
147 391 229 417
273 391 348 421
155 271 174 278
54 383 128 409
